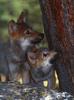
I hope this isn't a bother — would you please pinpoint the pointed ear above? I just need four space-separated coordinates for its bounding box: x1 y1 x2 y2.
27 52 36 64
8 20 17 34
17 10 28 23
50 51 57 58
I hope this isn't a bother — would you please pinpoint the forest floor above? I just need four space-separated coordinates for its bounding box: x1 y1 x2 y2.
0 82 73 100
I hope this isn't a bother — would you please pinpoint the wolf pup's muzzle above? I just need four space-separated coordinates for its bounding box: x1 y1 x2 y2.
31 33 44 44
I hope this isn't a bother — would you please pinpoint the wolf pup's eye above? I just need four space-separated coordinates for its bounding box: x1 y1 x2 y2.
24 29 32 35
24 30 30 35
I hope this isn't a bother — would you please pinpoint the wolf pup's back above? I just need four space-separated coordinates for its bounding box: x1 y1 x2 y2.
0 40 10 81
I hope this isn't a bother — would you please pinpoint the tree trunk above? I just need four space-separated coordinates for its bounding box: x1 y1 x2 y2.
39 0 74 95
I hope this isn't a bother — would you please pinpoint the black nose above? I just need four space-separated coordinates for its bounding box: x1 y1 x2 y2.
31 33 44 44
39 33 44 40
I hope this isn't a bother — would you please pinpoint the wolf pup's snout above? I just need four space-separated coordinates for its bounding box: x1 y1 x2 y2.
38 33 44 40
31 33 44 44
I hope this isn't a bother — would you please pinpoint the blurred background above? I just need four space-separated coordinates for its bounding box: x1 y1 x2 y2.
0 0 44 41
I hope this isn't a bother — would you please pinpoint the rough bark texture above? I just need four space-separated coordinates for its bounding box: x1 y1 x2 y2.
39 0 74 95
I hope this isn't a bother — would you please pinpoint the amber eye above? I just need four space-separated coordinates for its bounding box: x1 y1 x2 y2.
24 30 30 35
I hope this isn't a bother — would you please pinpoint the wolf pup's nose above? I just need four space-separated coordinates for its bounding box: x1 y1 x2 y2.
39 33 44 40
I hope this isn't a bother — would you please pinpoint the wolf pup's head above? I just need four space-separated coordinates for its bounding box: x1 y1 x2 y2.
27 48 57 81
8 12 44 51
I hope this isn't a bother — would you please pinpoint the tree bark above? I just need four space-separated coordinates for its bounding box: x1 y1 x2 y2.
39 0 74 95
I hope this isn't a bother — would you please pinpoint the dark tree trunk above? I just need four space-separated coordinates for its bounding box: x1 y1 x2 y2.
39 0 74 95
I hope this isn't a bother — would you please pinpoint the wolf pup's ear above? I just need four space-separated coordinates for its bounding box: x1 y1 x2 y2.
8 20 17 34
17 10 28 23
49 51 57 58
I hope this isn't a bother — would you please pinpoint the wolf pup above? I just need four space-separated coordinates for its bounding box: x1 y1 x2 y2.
27 47 57 89
0 11 44 83
8 21 44 83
